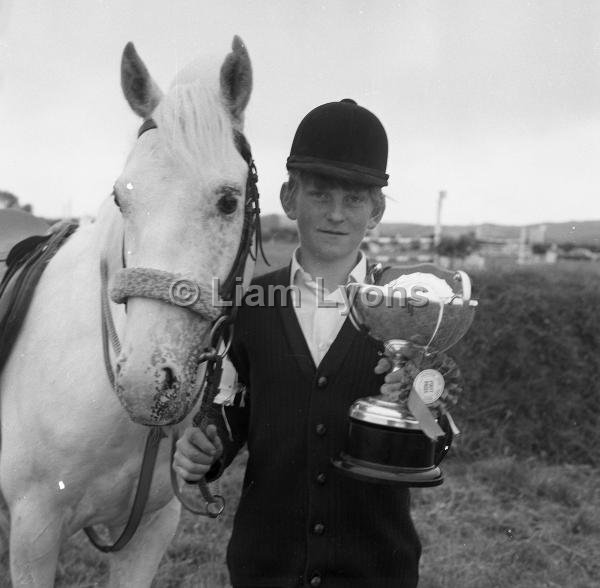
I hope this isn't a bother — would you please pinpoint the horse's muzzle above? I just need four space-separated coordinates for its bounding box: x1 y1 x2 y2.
115 360 194 426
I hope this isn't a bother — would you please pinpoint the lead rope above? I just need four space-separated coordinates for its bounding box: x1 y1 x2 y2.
85 257 167 553
84 425 166 552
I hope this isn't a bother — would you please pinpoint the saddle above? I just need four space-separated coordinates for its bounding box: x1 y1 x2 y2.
0 222 79 374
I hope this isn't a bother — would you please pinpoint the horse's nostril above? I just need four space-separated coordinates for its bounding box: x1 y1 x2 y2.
161 366 177 390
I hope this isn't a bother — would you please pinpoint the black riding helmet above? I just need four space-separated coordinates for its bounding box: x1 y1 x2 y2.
286 98 388 187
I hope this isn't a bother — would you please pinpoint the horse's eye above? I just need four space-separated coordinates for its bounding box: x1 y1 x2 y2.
217 193 238 215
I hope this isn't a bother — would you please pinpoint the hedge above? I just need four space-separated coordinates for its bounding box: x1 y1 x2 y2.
449 264 600 465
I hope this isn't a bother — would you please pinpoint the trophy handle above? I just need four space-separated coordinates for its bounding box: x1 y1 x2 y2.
346 283 375 339
347 291 368 336
347 292 362 332
453 270 472 302
424 299 445 352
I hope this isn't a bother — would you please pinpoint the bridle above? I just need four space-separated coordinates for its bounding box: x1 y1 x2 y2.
87 116 266 552
110 117 264 320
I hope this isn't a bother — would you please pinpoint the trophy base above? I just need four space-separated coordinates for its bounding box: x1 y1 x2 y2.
332 412 452 487
332 453 444 487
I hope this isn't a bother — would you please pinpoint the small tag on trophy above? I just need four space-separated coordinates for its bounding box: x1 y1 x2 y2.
413 369 445 405
407 387 445 440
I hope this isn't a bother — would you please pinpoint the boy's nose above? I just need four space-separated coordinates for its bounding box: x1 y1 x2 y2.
326 200 345 222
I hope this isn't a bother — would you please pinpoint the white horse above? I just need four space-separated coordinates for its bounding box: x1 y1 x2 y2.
0 36 253 586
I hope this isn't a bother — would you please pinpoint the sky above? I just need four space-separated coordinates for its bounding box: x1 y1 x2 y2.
0 0 599 225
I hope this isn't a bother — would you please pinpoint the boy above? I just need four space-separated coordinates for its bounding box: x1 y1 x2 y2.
174 99 421 587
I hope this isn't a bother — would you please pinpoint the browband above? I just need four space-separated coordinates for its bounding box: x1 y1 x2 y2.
137 118 158 137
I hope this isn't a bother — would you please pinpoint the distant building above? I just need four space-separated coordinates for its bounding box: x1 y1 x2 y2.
477 238 521 257
545 244 558 264
528 224 547 244
560 247 599 261
362 234 434 265
363 223 570 269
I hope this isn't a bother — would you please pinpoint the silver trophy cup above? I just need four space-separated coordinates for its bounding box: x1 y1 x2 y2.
333 264 478 487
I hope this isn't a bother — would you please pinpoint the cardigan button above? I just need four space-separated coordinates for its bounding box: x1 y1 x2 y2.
315 423 327 436
309 574 322 587
313 522 325 535
316 376 328 388
316 472 327 484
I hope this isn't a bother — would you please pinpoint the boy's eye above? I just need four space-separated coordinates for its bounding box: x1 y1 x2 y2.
346 193 367 206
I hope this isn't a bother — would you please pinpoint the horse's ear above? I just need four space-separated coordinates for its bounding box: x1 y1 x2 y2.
220 36 252 125
121 42 163 119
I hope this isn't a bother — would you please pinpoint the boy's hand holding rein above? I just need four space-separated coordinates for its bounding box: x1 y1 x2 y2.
173 424 223 483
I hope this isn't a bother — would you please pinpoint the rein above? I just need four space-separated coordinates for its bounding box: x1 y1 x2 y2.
88 117 265 552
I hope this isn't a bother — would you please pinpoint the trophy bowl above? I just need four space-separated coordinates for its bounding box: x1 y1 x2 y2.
333 264 478 487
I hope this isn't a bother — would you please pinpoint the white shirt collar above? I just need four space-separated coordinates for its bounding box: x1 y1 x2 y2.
290 247 367 287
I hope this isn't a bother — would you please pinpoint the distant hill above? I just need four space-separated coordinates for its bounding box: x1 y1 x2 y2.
536 221 600 245
261 215 599 246
376 220 600 245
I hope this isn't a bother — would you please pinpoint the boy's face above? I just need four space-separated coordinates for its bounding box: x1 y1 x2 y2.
281 175 383 264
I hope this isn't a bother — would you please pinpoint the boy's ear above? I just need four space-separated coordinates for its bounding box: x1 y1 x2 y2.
280 182 297 220
367 194 386 230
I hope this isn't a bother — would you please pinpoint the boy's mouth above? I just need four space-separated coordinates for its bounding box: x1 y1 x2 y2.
318 229 348 236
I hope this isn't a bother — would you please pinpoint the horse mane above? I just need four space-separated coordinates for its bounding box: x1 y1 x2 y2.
152 62 239 176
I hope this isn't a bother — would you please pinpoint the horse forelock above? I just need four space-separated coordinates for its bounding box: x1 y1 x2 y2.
152 72 241 178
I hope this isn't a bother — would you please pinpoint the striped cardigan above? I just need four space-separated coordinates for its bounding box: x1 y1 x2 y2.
207 265 421 588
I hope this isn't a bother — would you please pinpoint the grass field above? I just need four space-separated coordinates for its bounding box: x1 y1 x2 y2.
1 241 599 586
2 454 598 587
